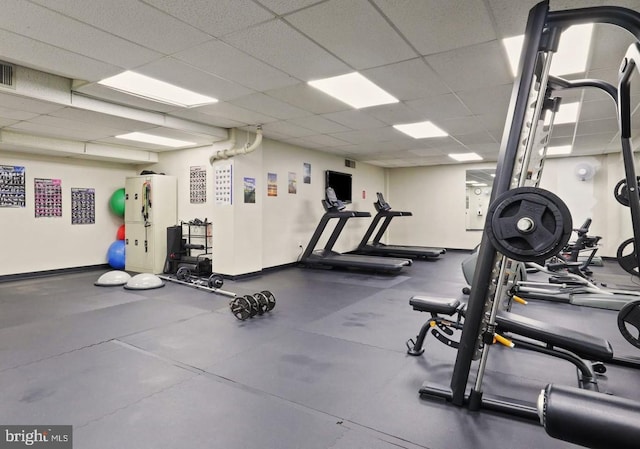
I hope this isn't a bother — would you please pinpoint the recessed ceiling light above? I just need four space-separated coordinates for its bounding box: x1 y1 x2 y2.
393 121 448 139
449 152 483 162
539 145 572 156
116 132 196 148
474 183 488 187
98 71 218 108
503 24 593 77
308 72 398 109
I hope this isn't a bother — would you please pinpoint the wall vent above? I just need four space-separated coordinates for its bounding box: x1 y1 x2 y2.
0 62 14 89
345 159 356 169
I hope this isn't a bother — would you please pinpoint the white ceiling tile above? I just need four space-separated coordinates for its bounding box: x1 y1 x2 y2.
135 58 254 102
287 0 416 69
193 102 279 126
170 109 246 129
408 148 440 157
295 133 351 147
453 131 497 146
30 0 210 54
426 41 513 92
0 118 18 127
320 110 386 130
0 106 41 121
589 24 636 71
457 84 513 116
230 93 311 120
282 136 324 149
330 127 405 144
366 103 425 126
266 84 351 114
142 0 274 37
0 0 161 69
465 143 500 155
29 115 128 137
0 29 121 82
486 0 539 38
550 123 577 138
579 99 617 122
286 116 350 134
255 0 324 15
223 19 350 80
576 118 619 136
374 0 496 55
8 121 107 141
442 117 487 136
262 121 316 138
573 132 616 152
173 40 299 92
362 58 450 101
406 93 473 121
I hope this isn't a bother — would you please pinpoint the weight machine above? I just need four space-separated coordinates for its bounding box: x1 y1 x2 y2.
412 1 640 445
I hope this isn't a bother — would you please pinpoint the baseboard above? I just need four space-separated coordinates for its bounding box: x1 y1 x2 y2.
0 264 110 283
222 262 299 280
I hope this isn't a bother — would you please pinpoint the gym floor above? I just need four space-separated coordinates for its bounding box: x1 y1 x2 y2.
1 252 639 449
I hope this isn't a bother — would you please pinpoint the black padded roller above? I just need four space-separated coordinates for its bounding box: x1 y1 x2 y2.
539 384 640 449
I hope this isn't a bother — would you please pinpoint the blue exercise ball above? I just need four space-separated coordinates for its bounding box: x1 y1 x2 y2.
107 240 126 269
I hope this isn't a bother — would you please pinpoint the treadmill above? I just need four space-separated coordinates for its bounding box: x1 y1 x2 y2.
356 193 446 259
300 188 412 273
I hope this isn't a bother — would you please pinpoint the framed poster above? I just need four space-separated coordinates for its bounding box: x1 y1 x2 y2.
303 163 311 184
267 172 277 197
34 178 62 217
190 166 206 204
214 164 233 205
288 172 297 194
244 177 256 203
71 188 95 224
0 165 26 208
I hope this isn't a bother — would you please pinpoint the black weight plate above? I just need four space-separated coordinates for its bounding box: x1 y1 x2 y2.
617 238 640 276
613 177 640 207
229 297 251 321
617 299 640 349
253 292 268 315
261 290 276 311
176 266 191 281
486 187 572 262
208 274 224 289
244 294 260 317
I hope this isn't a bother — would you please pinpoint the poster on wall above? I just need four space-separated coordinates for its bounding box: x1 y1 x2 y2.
0 165 26 208
244 177 256 204
303 163 311 184
267 173 277 197
190 165 207 204
288 172 297 194
34 178 62 218
214 164 233 205
71 188 95 224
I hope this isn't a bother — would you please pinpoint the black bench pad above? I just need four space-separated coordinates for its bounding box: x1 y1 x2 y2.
497 311 613 361
409 296 460 315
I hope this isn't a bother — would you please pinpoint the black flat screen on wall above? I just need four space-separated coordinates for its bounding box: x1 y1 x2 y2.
325 170 352 203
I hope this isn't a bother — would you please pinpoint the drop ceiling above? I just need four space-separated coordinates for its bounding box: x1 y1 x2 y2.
0 0 639 167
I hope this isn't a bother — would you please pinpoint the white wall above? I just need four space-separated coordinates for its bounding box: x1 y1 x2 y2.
147 133 386 275
0 151 136 276
387 162 497 250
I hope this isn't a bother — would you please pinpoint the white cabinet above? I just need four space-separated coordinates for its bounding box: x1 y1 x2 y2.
124 175 177 274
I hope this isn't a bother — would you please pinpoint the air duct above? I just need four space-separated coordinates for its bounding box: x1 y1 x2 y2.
209 126 263 164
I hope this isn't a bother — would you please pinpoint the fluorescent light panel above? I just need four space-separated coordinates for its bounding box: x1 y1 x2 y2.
308 72 398 109
98 71 218 108
539 145 572 156
449 152 483 162
503 24 593 77
393 121 448 139
116 132 196 148
553 102 580 124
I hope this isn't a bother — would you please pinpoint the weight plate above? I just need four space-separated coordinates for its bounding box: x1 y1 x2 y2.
244 294 260 317
486 187 572 262
261 290 276 311
253 292 268 315
614 177 640 207
229 296 251 321
616 238 640 276
176 266 191 281
617 299 640 349
208 274 224 289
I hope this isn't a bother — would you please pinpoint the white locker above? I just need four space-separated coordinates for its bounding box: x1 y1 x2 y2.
124 175 177 274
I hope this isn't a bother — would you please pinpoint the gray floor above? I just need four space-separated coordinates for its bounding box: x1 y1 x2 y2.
1 253 639 449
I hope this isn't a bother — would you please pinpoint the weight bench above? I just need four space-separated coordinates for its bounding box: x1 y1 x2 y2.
408 296 613 390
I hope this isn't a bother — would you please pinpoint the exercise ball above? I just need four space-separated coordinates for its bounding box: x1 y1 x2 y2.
116 224 125 240
109 188 125 217
107 240 126 269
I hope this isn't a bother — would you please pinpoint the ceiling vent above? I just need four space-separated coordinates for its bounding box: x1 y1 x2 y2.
0 62 14 89
345 159 356 169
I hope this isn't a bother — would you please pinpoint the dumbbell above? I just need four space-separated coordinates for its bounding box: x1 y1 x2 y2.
229 291 276 321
